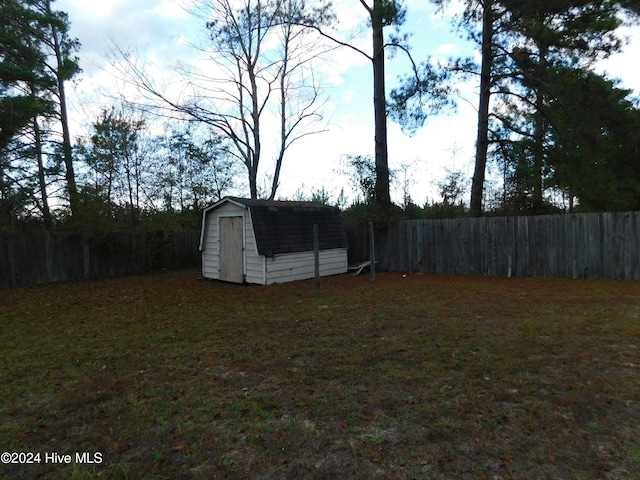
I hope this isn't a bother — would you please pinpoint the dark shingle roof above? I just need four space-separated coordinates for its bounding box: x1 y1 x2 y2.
225 197 348 256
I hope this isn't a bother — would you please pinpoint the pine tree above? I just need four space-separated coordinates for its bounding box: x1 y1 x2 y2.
35 0 81 218
496 0 638 212
0 0 81 225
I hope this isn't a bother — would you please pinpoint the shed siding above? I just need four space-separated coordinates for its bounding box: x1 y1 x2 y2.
201 212 219 279
265 248 347 285
243 211 264 284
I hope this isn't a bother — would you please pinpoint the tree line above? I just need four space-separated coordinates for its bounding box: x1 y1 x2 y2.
2 0 640 232
392 0 640 216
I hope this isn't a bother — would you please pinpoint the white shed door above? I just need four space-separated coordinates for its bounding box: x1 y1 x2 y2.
219 216 244 283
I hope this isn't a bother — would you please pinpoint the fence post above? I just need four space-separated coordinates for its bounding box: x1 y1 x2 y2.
369 221 376 281
83 238 90 279
407 221 413 274
313 224 320 289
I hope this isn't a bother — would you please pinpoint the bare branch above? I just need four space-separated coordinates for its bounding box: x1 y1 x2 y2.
358 0 373 15
288 22 372 61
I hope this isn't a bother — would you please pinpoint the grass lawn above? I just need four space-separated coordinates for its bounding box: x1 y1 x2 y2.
1 269 639 479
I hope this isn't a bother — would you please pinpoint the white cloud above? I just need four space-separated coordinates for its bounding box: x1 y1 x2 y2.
153 0 189 18
433 43 460 56
595 25 640 96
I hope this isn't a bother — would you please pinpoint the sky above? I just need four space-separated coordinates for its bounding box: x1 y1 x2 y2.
55 0 640 206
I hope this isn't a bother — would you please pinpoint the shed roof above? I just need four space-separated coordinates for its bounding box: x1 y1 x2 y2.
204 197 348 256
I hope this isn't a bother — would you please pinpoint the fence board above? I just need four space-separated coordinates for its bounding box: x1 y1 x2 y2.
345 211 640 281
0 230 201 288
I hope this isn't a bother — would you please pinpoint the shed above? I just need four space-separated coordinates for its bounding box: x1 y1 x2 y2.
199 197 348 284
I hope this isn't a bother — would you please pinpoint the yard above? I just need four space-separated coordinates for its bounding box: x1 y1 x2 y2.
1 269 639 479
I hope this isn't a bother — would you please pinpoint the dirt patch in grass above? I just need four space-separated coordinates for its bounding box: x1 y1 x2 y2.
1 270 639 479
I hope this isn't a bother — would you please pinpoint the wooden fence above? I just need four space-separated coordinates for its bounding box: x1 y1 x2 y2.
0 230 201 288
4 212 639 287
345 211 640 280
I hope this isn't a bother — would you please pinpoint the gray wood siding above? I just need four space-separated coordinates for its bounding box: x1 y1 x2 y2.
348 211 640 280
0 231 200 287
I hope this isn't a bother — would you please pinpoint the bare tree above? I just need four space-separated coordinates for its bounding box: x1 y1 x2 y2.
269 0 332 199
109 0 333 200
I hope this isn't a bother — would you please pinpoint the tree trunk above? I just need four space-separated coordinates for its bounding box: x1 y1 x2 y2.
125 154 137 225
58 81 78 217
532 89 545 212
269 21 290 201
371 0 391 216
270 148 285 201
33 115 52 228
532 43 548 213
47 0 78 218
250 67 261 200
470 0 493 217
248 158 258 200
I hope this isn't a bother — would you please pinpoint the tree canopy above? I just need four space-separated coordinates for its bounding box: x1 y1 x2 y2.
390 0 640 215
